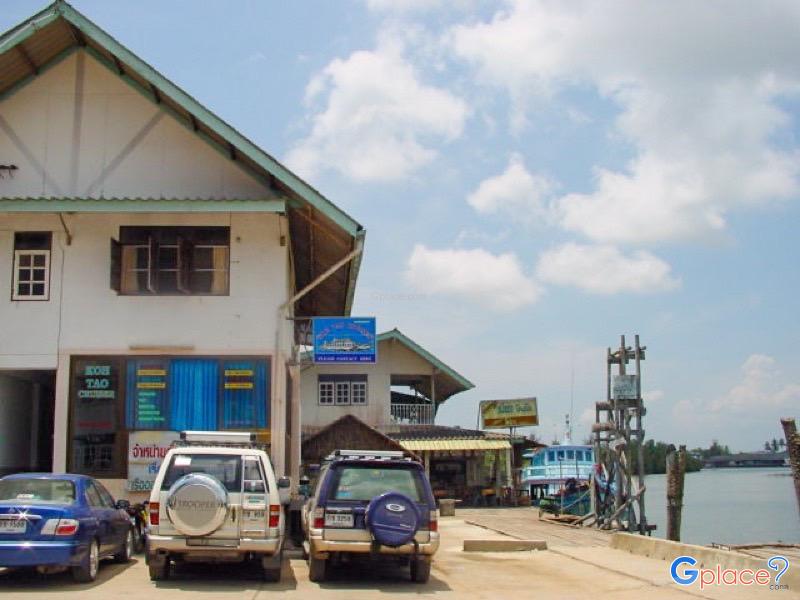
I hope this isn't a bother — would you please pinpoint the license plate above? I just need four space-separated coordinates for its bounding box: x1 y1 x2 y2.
324 513 353 528
0 520 26 534
244 510 265 519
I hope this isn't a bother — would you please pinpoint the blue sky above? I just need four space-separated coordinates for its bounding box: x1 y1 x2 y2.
4 1 799 451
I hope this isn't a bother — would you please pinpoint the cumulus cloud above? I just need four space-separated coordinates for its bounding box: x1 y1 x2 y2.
467 153 553 220
286 40 469 183
536 243 680 294
711 354 800 412
405 244 540 311
449 0 800 243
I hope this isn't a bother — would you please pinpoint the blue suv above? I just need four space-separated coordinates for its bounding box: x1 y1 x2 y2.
301 450 439 583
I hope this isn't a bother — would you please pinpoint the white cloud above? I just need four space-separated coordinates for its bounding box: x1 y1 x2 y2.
467 153 553 219
405 244 540 311
644 390 665 404
711 354 800 413
286 40 469 183
449 0 800 243
536 243 680 294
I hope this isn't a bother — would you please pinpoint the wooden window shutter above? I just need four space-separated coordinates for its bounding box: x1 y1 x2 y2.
110 238 122 292
147 235 159 294
177 236 193 294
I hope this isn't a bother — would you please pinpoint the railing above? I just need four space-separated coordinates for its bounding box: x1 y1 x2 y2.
390 403 434 425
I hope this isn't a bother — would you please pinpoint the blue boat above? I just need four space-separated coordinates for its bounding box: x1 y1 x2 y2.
521 444 594 510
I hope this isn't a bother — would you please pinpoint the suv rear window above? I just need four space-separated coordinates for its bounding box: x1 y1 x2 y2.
161 454 242 492
330 465 424 502
0 479 76 504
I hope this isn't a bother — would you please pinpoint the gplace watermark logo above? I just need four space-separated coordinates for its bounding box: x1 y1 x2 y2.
670 555 790 591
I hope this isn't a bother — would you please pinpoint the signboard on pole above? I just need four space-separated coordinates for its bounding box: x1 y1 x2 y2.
312 317 377 363
480 398 538 429
612 374 640 400
127 431 178 492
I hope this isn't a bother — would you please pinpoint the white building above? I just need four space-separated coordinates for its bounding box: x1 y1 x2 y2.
300 328 474 433
0 2 365 498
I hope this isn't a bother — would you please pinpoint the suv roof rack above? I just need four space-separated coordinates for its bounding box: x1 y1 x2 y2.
325 449 418 462
171 430 268 451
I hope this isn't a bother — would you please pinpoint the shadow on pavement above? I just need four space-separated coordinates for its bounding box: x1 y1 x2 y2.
316 560 451 593
0 557 139 593
152 558 298 592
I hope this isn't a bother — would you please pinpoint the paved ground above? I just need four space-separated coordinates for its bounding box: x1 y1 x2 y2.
0 508 794 599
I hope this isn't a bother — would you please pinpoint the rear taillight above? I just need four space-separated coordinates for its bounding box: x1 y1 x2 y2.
428 510 438 532
268 505 280 528
149 502 159 526
312 506 324 529
55 519 79 536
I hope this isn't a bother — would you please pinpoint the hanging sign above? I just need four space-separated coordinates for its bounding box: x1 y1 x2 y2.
480 398 538 429
312 317 377 363
612 374 639 400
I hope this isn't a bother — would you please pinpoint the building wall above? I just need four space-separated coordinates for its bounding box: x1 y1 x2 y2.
0 48 297 477
300 338 435 430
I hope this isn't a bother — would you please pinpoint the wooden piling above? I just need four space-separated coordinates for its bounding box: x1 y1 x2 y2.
666 444 686 542
780 418 800 517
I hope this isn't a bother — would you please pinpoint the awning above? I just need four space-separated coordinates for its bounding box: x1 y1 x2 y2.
396 439 511 452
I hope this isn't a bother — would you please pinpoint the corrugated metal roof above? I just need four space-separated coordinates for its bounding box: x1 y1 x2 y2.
396 439 511 452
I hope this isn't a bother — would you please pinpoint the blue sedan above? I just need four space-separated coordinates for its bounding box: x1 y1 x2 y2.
0 473 133 582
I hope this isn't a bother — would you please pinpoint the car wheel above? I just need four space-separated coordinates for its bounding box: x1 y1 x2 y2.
148 558 170 581
410 558 431 584
261 551 282 582
114 529 134 563
308 555 326 583
72 539 99 583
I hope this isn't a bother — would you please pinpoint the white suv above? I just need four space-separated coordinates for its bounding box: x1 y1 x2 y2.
146 431 288 582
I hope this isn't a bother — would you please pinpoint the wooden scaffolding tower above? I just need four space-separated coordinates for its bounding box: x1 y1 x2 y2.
584 334 654 534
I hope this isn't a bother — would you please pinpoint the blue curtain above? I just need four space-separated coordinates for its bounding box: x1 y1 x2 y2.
221 360 268 429
169 359 219 430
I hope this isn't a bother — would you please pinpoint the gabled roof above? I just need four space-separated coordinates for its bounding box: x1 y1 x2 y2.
378 328 474 403
0 1 364 318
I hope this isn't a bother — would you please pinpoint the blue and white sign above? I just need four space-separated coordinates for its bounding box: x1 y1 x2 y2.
312 317 377 363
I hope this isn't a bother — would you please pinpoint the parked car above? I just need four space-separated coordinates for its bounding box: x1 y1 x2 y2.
0 473 134 582
146 431 289 582
302 449 439 583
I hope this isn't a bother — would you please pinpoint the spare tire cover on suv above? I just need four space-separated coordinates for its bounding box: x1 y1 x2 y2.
166 473 228 536
366 491 420 547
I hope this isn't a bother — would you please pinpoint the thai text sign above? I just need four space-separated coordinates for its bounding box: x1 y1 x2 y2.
312 317 376 363
613 374 640 400
480 398 538 429
127 431 178 492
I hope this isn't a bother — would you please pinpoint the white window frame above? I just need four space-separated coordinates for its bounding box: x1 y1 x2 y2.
335 381 350 405
318 381 334 406
12 249 50 301
351 380 368 405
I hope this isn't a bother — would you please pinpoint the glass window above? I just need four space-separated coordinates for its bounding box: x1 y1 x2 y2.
0 479 75 504
12 232 51 300
94 481 117 508
243 457 267 493
351 381 367 405
335 382 350 405
330 465 423 502
161 454 242 492
557 450 565 460
221 360 267 429
532 453 545 466
84 483 103 507
547 451 555 462
566 450 575 460
319 381 334 405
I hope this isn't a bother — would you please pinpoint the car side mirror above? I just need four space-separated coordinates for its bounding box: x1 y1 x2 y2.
116 499 130 510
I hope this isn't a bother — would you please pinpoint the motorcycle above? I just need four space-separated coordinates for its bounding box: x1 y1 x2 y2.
124 501 148 553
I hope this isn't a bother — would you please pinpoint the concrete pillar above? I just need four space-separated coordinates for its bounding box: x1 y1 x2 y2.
424 451 431 478
270 356 286 476
53 354 71 473
290 364 301 485
29 383 42 469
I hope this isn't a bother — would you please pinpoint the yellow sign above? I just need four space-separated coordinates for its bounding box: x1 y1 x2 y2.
480 398 538 429
137 369 166 376
225 369 254 377
137 382 166 390
225 382 254 390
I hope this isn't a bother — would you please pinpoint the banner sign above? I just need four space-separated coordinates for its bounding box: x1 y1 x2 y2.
612 374 640 400
127 430 179 492
480 398 538 429
312 317 377 363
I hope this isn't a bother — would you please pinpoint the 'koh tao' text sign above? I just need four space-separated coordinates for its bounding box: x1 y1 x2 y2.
480 398 538 429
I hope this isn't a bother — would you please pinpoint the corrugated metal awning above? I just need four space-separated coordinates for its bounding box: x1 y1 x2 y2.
397 439 512 452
